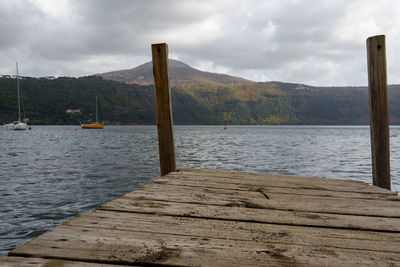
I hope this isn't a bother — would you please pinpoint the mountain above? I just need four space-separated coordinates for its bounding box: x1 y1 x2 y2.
99 59 254 87
1 60 400 125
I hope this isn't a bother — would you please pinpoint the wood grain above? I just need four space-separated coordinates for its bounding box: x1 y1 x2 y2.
367 35 391 190
152 43 176 176
6 168 400 266
64 210 400 251
154 174 398 200
10 226 400 266
0 256 122 266
121 183 400 217
170 169 396 195
98 197 400 232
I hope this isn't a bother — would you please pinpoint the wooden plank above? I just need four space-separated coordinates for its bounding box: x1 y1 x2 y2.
176 168 368 185
121 183 400 217
63 210 400 252
165 170 397 195
0 256 123 266
98 197 400 232
8 168 400 266
367 35 391 190
153 175 399 200
152 43 176 176
178 168 387 189
10 224 400 266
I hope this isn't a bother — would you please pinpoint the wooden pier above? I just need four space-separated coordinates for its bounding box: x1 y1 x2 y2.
2 37 400 266
3 168 400 266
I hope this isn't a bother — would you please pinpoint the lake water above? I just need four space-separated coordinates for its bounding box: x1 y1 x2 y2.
1 125 399 255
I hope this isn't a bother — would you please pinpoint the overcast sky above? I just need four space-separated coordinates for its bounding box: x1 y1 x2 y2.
0 0 399 86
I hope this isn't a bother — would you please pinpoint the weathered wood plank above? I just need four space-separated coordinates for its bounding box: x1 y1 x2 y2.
153 175 399 200
152 43 176 176
0 256 123 266
121 182 400 217
7 168 400 266
10 225 400 266
367 35 391 190
98 197 400 232
177 168 386 188
63 210 400 252
167 169 397 195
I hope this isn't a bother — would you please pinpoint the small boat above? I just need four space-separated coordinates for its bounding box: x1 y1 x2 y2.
81 96 104 129
5 120 28 130
4 63 28 131
81 123 104 129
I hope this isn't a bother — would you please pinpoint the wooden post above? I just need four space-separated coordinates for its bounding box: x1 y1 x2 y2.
366 35 391 190
152 43 176 176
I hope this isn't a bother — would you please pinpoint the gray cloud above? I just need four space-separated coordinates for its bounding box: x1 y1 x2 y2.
0 0 398 85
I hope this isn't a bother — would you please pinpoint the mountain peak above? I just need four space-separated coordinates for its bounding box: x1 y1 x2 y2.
98 60 254 87
168 59 191 68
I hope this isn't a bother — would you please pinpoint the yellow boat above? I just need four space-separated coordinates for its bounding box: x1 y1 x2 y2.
81 96 104 129
81 123 104 129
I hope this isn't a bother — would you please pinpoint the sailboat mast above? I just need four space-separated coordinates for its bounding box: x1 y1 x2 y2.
96 96 98 124
16 62 21 122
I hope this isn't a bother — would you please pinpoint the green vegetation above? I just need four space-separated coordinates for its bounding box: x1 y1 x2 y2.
0 76 155 125
1 75 400 125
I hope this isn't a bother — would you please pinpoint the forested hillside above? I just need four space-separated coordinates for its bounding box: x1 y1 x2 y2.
1 75 400 125
0 76 155 125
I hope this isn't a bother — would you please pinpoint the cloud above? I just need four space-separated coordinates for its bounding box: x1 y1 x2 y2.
0 0 399 85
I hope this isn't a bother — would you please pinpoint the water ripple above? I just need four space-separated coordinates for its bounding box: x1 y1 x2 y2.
1 125 400 256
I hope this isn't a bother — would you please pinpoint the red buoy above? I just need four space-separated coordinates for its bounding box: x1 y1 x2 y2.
224 126 227 130
135 125 138 130
74 128 78 131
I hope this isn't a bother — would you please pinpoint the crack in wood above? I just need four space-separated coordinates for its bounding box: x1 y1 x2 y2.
257 188 270 199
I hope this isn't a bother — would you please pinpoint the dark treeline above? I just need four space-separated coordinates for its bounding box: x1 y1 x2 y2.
1 76 400 125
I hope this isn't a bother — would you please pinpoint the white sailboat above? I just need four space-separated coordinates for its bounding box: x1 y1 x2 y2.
4 63 28 130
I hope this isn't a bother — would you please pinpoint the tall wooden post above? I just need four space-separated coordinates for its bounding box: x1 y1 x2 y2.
152 43 176 176
366 35 391 190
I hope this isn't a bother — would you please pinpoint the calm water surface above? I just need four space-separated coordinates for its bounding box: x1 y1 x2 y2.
1 125 399 255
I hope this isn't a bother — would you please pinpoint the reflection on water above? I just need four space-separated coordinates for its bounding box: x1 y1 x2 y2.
1 125 399 255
